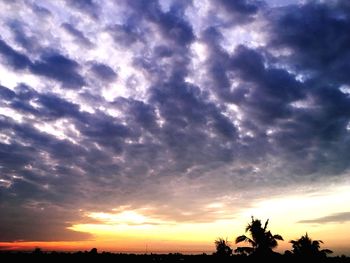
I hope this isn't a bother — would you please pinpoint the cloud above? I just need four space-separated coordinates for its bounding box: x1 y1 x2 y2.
108 23 145 47
30 52 86 89
90 62 117 81
7 20 40 52
0 201 92 242
218 0 260 15
0 85 16 100
0 38 85 89
61 23 93 47
211 0 262 25
261 0 350 176
269 1 350 85
64 0 100 19
0 39 32 69
124 0 195 46
30 3 51 17
299 212 350 224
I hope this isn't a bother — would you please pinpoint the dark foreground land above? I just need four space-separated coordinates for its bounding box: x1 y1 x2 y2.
1 252 350 263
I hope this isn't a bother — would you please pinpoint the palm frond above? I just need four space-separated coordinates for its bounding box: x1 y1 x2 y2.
263 219 269 231
321 249 333 255
273 234 284 241
236 235 248 244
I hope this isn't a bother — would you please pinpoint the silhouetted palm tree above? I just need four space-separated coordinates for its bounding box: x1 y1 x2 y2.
235 216 283 256
214 238 232 256
290 233 333 258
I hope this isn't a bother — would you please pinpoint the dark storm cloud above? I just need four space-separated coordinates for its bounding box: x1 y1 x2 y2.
76 111 133 141
299 212 350 224
270 1 350 84
201 27 235 102
108 23 145 47
1 88 134 172
124 0 195 46
61 23 93 47
212 0 262 25
0 85 16 100
197 1 350 181
122 0 238 173
64 0 99 19
90 62 117 81
0 123 94 231
113 97 157 131
0 39 32 69
258 0 350 176
14 83 38 100
145 80 237 175
0 115 78 169
7 84 41 116
30 52 86 89
37 94 82 120
0 139 34 172
228 45 304 124
0 38 85 89
155 8 195 45
3 83 82 121
150 80 237 140
203 29 303 126
153 45 174 58
7 20 39 51
0 92 116 232
218 0 260 15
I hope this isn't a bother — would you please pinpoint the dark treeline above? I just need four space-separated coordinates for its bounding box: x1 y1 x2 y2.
1 250 350 263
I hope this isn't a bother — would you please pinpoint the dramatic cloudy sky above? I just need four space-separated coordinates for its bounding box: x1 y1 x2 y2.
1 0 350 254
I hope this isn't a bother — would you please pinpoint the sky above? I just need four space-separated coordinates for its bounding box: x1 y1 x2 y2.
1 0 350 255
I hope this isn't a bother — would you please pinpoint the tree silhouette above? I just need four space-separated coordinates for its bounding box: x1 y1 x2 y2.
32 247 43 255
214 238 232 256
235 216 283 256
89 248 98 255
290 233 333 258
